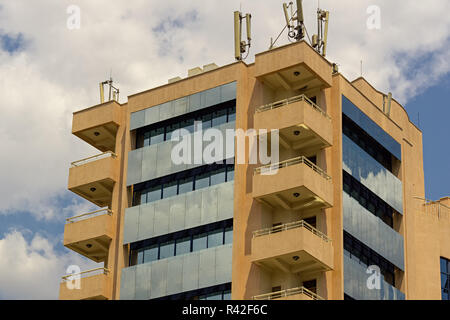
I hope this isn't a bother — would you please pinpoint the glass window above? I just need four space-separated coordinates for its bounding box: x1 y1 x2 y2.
227 107 236 122
143 131 151 147
144 245 158 263
201 113 212 130
150 127 164 145
180 118 194 134
176 237 191 255
207 229 224 248
166 122 180 141
223 290 231 300
159 240 175 259
195 172 210 190
178 176 193 194
162 180 178 199
210 168 226 186
193 233 207 251
137 250 144 264
441 258 448 274
226 166 234 181
212 109 227 127
146 185 162 203
139 191 147 205
206 292 222 300
224 227 233 244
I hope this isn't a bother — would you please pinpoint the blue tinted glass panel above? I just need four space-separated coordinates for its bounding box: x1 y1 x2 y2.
223 290 231 300
144 245 158 263
193 233 207 251
210 168 226 186
202 113 212 130
343 135 403 213
224 227 233 244
206 293 222 300
178 176 193 194
226 166 234 181
441 258 448 273
207 229 223 248
166 123 180 140
212 109 227 127
162 180 178 199
146 185 161 203
137 250 144 264
227 107 236 122
159 241 175 259
195 172 210 190
176 237 191 255
342 95 401 160
150 127 164 145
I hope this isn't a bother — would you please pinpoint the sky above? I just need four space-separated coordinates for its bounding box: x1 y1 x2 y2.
0 0 449 299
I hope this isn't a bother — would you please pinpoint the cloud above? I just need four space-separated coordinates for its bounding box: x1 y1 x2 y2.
0 229 99 299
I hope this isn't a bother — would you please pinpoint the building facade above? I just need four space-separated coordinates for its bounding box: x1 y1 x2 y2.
59 40 449 300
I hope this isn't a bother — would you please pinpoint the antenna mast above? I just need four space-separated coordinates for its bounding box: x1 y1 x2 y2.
283 1 306 42
99 77 120 103
234 10 252 61
312 7 330 57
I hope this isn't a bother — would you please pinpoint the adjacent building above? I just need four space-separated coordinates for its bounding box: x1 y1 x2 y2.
59 40 449 300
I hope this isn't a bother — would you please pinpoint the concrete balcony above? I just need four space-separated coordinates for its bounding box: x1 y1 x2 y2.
64 209 114 263
59 268 112 300
72 100 121 152
68 151 119 207
254 41 333 91
253 156 333 210
251 220 333 274
253 286 324 300
254 95 332 153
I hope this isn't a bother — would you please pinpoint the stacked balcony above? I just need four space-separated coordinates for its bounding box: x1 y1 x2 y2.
254 95 332 153
59 268 112 300
72 100 121 152
64 208 114 262
251 220 333 274
68 151 118 207
253 156 333 210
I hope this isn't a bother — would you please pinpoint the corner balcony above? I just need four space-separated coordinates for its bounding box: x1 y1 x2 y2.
68 151 119 207
253 156 333 210
253 287 324 300
251 220 333 274
64 209 114 263
59 268 112 300
72 100 121 152
254 41 333 89
254 95 332 152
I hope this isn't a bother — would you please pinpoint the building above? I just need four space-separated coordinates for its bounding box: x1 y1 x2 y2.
59 39 450 300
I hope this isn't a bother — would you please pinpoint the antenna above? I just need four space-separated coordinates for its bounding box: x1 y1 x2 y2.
283 1 306 42
312 7 330 57
99 77 120 103
234 10 252 61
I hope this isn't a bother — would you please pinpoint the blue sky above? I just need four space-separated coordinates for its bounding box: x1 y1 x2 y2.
0 0 448 299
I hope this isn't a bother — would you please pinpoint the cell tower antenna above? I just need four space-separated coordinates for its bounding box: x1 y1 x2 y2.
312 5 330 57
234 10 252 61
282 1 306 42
99 76 120 104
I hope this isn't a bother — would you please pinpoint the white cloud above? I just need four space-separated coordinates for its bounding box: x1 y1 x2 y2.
0 229 99 299
0 2 447 218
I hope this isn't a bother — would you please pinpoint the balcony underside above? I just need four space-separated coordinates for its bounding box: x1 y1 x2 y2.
64 214 114 263
72 100 121 152
253 162 333 211
69 178 115 208
73 122 119 153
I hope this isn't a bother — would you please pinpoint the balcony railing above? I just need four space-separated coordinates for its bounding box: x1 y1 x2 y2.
254 156 331 180
66 208 113 224
252 286 324 300
256 94 330 119
70 151 117 168
61 267 110 282
252 220 331 243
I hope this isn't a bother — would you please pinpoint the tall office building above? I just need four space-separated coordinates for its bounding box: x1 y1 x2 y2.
59 40 449 300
